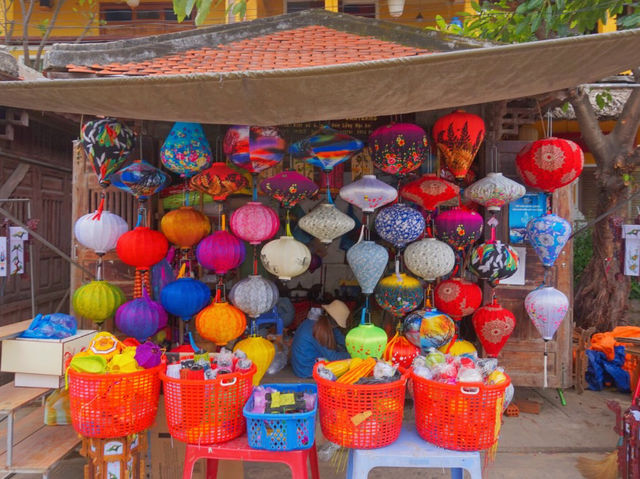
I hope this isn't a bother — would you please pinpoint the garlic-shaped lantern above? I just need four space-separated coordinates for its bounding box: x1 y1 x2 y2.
464 172 526 212
404 238 455 281
346 241 389 295
229 275 279 318
298 203 355 244
339 175 397 213
260 236 311 280
74 210 128 255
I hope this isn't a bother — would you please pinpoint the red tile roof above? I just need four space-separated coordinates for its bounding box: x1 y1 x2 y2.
65 25 432 76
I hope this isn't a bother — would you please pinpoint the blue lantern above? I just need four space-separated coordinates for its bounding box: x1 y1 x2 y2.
160 277 211 321
526 214 572 268
375 204 425 249
160 122 213 177
346 241 389 295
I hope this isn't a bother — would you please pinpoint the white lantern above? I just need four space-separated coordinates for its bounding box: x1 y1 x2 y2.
74 210 128 255
229 275 279 318
388 0 405 17
298 203 355 244
339 175 397 213
404 238 455 281
260 236 311 280
464 172 526 212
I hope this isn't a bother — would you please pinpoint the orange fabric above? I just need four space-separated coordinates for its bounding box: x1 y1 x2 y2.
590 326 640 373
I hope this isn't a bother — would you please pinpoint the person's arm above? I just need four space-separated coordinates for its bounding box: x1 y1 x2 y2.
314 338 350 361
333 328 347 351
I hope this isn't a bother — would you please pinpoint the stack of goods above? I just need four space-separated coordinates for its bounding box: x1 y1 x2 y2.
317 357 401 385
165 348 253 381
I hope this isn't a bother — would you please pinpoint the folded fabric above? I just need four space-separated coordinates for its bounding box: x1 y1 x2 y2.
586 345 630 392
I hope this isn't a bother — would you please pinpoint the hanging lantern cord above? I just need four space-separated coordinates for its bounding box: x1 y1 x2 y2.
325 171 334 204
252 245 258 275
252 173 258 202
136 203 147 228
286 210 292 237
95 255 104 281
543 340 549 388
424 282 434 309
542 267 550 286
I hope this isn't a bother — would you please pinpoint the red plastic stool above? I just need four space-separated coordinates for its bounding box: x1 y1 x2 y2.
183 434 320 479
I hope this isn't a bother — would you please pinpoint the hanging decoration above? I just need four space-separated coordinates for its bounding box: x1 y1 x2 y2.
471 297 516 358
345 310 388 359
115 289 168 342
434 207 483 257
260 171 319 210
74 209 128 255
374 273 424 317
81 118 135 187
160 206 211 250
432 110 485 180
404 238 455 282
189 162 248 201
403 308 456 353
160 276 211 323
346 240 389 295
72 280 126 325
375 204 425 249
229 275 279 318
526 214 572 268
230 202 280 245
116 227 169 298
383 330 420 369
196 229 246 275
298 203 355 244
234 335 275 386
399 173 460 212
515 137 584 192
260 235 311 280
339 175 398 214
434 277 482 320
110 161 170 201
151 258 175 301
160 122 213 177
368 123 427 176
464 172 526 212
469 241 519 287
196 291 246 346
224 125 286 174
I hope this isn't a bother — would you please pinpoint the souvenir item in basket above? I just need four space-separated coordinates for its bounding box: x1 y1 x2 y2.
135 341 163 368
339 174 397 213
160 277 211 322
81 118 135 187
20 313 77 340
434 277 482 320
229 275 278 318
526 214 572 268
298 203 355 244
383 331 420 369
260 170 319 209
346 322 388 359
404 238 455 281
403 308 455 352
374 273 423 317
399 174 459 212
464 172 525 212
347 240 389 295
469 241 519 287
369 123 427 176
224 126 286 174
160 206 210 249
260 235 311 280
234 335 275 386
74 209 128 255
230 202 280 245
110 160 170 200
88 332 123 360
291 125 363 173
432 110 485 180
196 299 246 346
72 281 126 324
434 207 483 252
190 162 248 201
116 290 168 342
375 204 425 249
440 339 477 357
161 122 213 177
472 298 516 358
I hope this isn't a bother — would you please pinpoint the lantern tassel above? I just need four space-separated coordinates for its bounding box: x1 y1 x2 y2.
177 263 187 279
221 213 226 232
544 341 548 388
395 256 402 282
92 196 105 220
253 245 258 275
285 210 292 237
188 331 201 353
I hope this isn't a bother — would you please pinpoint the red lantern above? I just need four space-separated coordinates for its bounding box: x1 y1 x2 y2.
515 137 584 192
434 278 482 320
432 110 485 180
471 297 515 358
116 227 169 298
399 174 459 211
383 331 419 369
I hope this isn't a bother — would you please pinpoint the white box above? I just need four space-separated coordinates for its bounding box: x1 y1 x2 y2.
14 372 65 388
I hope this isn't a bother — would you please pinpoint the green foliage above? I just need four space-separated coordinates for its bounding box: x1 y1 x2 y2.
173 0 227 26
630 280 640 300
595 89 613 110
573 227 592 287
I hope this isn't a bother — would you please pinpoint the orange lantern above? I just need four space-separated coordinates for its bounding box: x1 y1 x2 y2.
195 296 246 346
160 206 211 249
432 110 485 180
383 331 419 369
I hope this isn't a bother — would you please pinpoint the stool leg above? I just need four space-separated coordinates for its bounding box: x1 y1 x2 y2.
450 468 464 479
467 459 483 479
346 450 354 479
289 453 309 479
309 444 320 479
205 459 219 479
182 447 198 479
349 451 371 479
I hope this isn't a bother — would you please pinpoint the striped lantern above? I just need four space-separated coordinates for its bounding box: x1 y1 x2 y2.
74 210 128 255
229 275 279 318
72 280 126 324
230 202 280 245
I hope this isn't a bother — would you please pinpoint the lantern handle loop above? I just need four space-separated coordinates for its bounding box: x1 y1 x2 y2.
92 195 106 221
357 225 365 244
188 331 202 354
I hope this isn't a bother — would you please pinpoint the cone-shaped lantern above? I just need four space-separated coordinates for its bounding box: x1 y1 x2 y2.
81 118 134 187
434 277 482 320
161 122 213 177
346 241 389 295
432 110 485 180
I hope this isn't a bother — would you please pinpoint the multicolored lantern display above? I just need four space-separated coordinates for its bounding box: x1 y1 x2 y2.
234 335 275 386
432 110 485 180
224 126 286 174
160 206 211 249
189 162 248 201
434 277 482 320
110 161 170 201
81 118 135 187
160 122 213 177
298 203 355 244
346 241 389 295
399 174 460 212
160 277 211 322
196 230 246 275
469 241 519 287
374 273 424 317
115 289 168 342
471 298 516 358
116 226 169 297
515 137 584 192
338 175 398 213
464 172 526 212
230 202 280 245
434 207 483 252
74 209 128 255
403 308 456 352
290 125 363 173
346 320 388 359
526 214 572 268
72 280 126 324
383 331 420 368
375 204 425 249
229 275 279 318
196 299 246 346
404 238 455 281
260 235 311 280
368 123 427 176
260 171 319 210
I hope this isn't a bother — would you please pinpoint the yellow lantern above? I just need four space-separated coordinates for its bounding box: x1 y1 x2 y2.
72 281 126 324
196 301 246 346
233 335 275 386
440 339 478 357
160 206 211 249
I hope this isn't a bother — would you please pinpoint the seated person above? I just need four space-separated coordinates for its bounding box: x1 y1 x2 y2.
291 299 351 378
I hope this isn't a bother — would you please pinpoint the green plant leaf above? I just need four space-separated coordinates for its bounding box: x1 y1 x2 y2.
173 0 187 23
195 0 213 24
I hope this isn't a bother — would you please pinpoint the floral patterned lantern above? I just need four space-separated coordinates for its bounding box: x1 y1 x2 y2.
74 209 128 255
368 123 427 176
229 275 279 318
115 289 168 342
375 204 425 249
260 171 319 210
160 277 211 322
346 320 388 359
110 161 170 201
298 203 355 244
190 162 248 201
81 118 135 187
434 277 482 320
399 173 460 212
196 230 246 275
346 241 389 295
260 235 311 280
464 172 526 212
339 175 398 213
403 308 455 353
230 202 280 245
196 297 246 346
432 110 485 180
374 273 423 317
471 297 516 358
234 335 275 386
383 331 420 368
515 137 584 192
72 280 126 324
469 241 519 287
224 126 286 174
404 238 455 282
434 207 483 252
160 206 211 249
526 214 572 268
160 122 213 177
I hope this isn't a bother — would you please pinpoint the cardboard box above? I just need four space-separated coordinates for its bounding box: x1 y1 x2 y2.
14 372 65 388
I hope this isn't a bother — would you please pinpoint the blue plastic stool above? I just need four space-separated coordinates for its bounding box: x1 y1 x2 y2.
255 307 284 335
346 424 482 479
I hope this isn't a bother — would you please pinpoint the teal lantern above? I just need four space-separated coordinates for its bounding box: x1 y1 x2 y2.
374 273 423 317
345 309 388 359
160 122 213 177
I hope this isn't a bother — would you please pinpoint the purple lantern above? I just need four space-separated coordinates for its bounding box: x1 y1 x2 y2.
196 230 246 275
434 207 484 252
339 174 398 213
369 123 428 176
115 289 168 342
260 170 319 210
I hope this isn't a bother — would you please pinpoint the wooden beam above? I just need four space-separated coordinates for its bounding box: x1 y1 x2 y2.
0 163 29 204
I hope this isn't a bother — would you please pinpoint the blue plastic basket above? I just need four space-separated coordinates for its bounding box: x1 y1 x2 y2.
243 383 317 451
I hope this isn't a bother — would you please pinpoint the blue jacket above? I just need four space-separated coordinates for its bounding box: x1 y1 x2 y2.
291 318 350 378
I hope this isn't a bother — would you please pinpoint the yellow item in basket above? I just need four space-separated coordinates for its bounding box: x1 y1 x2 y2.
337 357 376 384
351 410 372 426
349 357 363 370
88 332 123 360
107 353 141 373
324 359 351 378
487 369 507 385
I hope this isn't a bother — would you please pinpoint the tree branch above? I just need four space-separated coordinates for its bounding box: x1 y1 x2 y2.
569 86 610 163
611 67 640 149
34 0 66 70
18 0 35 67
626 145 640 168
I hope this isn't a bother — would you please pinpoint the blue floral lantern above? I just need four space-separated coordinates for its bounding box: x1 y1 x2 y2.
160 277 211 321
526 214 572 268
346 241 389 295
160 122 213 177
374 204 425 249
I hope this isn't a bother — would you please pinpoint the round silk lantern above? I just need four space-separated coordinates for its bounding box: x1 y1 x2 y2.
526 214 572 268
464 172 526 212
432 110 485 180
160 278 211 321
515 137 584 192
116 227 169 270
160 207 210 249
374 273 423 317
196 230 246 275
115 290 168 342
196 300 246 346
339 175 398 213
290 125 363 172
260 235 311 280
190 162 248 201
375 204 425 249
346 241 389 295
110 160 170 200
403 308 455 352
434 207 483 251
434 277 482 320
160 122 213 177
229 275 279 318
469 241 519 287
224 126 286 174
74 210 128 255
260 171 319 209
298 203 355 244
72 280 126 324
399 173 460 211
346 322 388 359
368 123 428 176
525 286 569 341
383 331 419 368
81 118 135 187
230 202 279 245
472 297 516 358
404 238 455 281
234 335 275 385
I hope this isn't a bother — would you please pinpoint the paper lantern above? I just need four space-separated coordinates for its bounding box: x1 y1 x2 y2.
374 204 425 249
403 308 455 352
224 126 286 173
260 236 311 280
374 273 423 317
383 331 419 368
116 227 169 270
74 210 128 255
234 335 275 385
290 125 363 172
110 161 170 200
399 174 460 211
160 207 211 249
404 238 455 281
525 286 569 341
346 322 388 359
196 300 246 346
432 110 485 179
298 203 355 244
72 280 126 324
229 275 279 318
526 214 572 268
190 162 248 201
464 172 526 212
469 241 519 287
434 207 484 251
434 277 482 320
230 202 280 245
472 297 516 357
161 122 213 177
346 241 389 295
160 278 211 321
115 290 168 342
196 230 246 275
260 171 319 209
339 175 398 213
515 137 584 192
368 123 427 176
81 118 135 187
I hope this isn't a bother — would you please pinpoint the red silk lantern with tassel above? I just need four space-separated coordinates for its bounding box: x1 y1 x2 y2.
116 227 168 298
434 277 482 320
383 331 419 369
471 297 516 357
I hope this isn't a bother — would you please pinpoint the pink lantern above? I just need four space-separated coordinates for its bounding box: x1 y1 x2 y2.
230 202 280 245
196 230 246 275
434 207 483 252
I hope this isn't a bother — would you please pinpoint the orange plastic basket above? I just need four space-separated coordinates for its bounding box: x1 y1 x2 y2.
411 370 510 451
160 363 256 445
68 363 163 438
313 363 409 449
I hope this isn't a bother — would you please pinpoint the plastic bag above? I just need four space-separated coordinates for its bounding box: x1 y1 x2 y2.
266 341 289 375
44 388 71 425
20 313 77 340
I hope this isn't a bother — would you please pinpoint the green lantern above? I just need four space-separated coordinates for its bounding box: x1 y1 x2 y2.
72 280 126 324
346 309 388 359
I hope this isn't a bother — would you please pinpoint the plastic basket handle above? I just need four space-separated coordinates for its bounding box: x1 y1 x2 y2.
460 386 480 395
220 377 238 387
